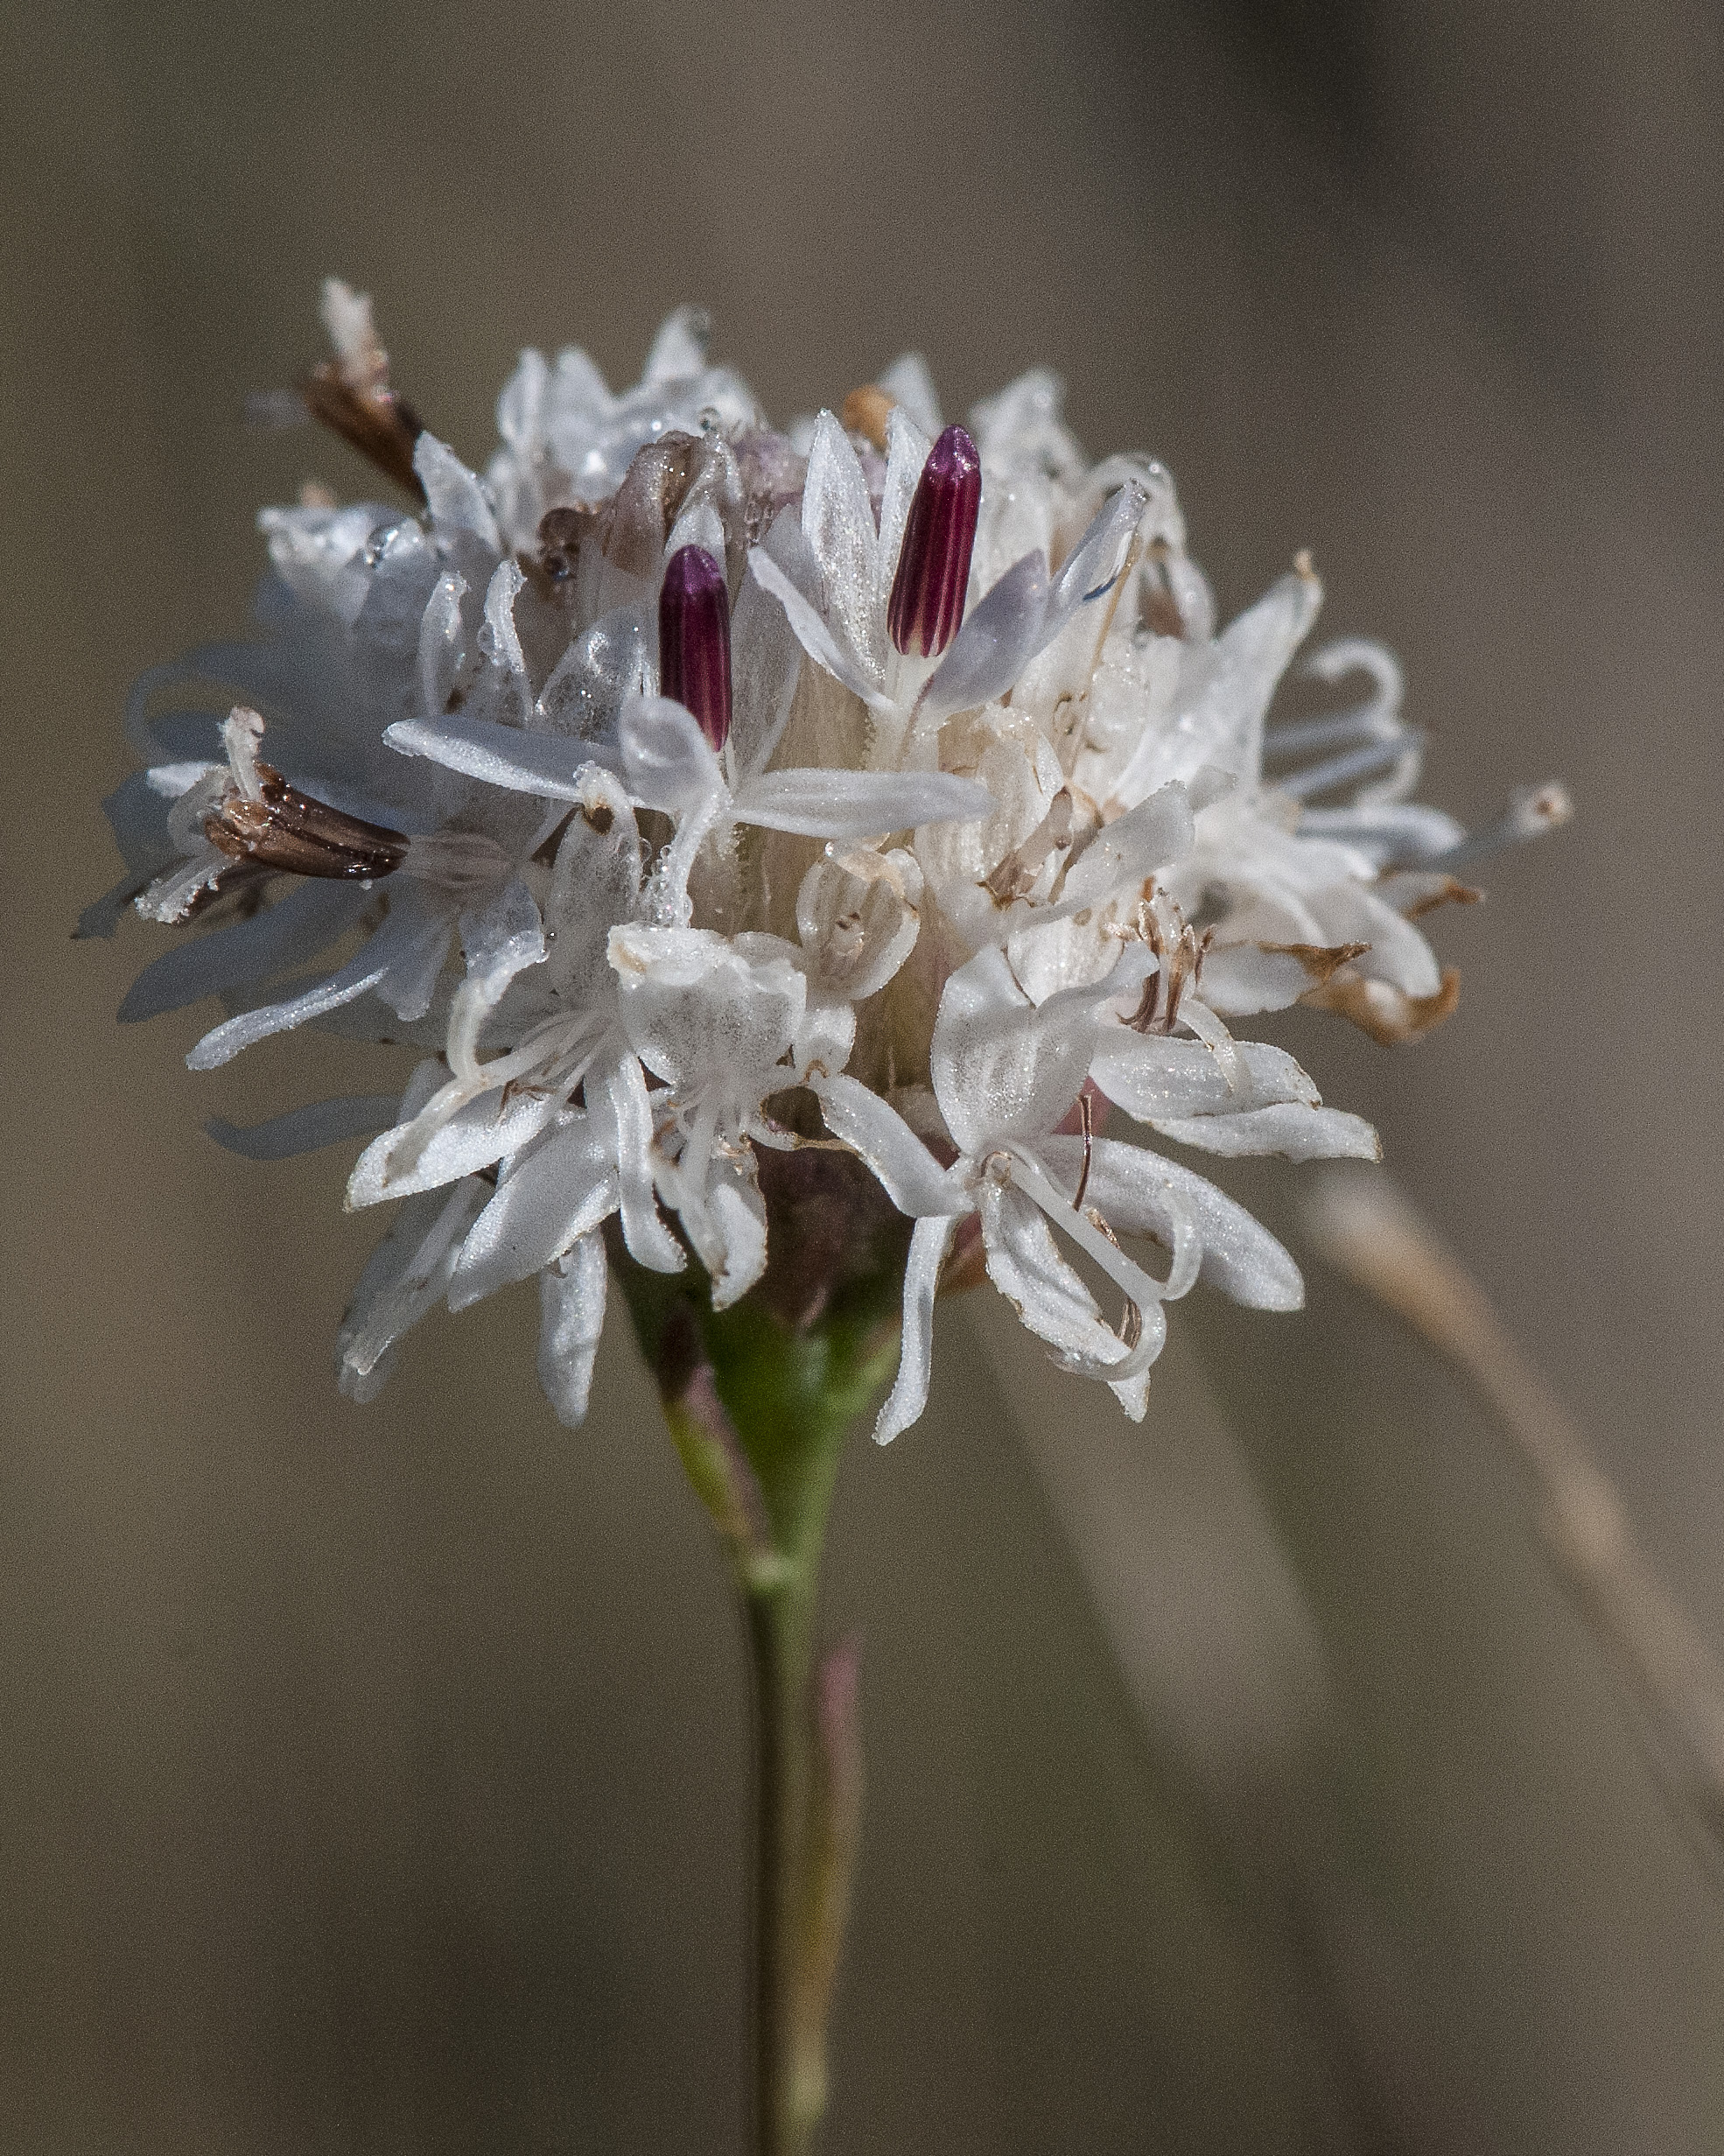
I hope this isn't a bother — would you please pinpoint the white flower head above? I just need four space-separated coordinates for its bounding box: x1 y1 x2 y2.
95 284 1568 1436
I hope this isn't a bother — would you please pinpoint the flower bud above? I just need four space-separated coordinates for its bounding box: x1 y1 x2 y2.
887 425 982 658
659 544 732 751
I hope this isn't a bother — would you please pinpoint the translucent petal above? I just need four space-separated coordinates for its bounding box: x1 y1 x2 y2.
449 1114 618 1307
592 1050 684 1274
538 1234 608 1429
1040 1134 1303 1311
873 1214 956 1444
916 551 1050 726
1147 1102 1381 1162
746 546 892 713
814 1073 965 1217
1059 780 1195 909
802 411 883 682
387 713 605 798
1090 1036 1321 1120
186 903 452 1071
413 433 501 553
931 946 1097 1156
120 882 367 1022
348 1080 567 1207
735 768 992 839
337 1180 484 1401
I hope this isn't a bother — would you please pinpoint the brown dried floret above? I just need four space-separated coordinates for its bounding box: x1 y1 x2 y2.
206 762 409 881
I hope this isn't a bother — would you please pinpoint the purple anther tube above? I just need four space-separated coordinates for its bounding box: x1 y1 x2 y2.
887 425 983 658
659 544 732 751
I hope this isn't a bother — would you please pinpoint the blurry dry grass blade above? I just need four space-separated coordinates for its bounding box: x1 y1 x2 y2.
1304 1169 1724 1870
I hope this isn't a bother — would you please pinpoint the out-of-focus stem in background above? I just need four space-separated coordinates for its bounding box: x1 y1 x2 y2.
1305 1169 1724 1872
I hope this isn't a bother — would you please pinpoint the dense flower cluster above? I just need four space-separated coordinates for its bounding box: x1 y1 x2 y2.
91 284 1567 1439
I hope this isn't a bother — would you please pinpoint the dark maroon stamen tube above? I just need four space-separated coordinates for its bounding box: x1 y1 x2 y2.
659 544 732 751
887 424 982 658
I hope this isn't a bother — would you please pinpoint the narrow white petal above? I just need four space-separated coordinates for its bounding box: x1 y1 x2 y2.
1060 781 1195 909
120 882 367 1023
387 713 608 798
594 1051 684 1273
735 768 992 839
1040 1134 1304 1311
802 411 884 679
186 909 445 1071
1148 1103 1382 1162
746 547 894 712
814 1073 968 1217
1090 1034 1320 1120
358 1085 565 1206
414 433 501 552
874 1214 957 1444
450 1116 619 1307
538 1234 609 1428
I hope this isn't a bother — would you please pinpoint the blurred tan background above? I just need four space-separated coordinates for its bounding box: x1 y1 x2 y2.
5 1 1724 2148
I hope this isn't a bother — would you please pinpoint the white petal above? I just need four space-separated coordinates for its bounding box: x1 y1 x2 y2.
643 305 708 383
875 404 932 614
610 926 806 1114
449 1114 619 1306
592 1051 684 1273
537 600 651 739
814 1073 968 1217
1060 780 1195 909
734 767 992 839
1039 1134 1303 1311
538 1234 608 1428
413 433 501 552
930 946 1097 1156
978 1177 1155 1379
873 1214 957 1444
802 411 883 680
877 352 943 437
617 693 725 815
338 1181 484 1402
1195 940 1340 1016
746 546 893 712
1148 1103 1382 1162
348 1081 567 1206
387 713 606 798
1047 481 1147 626
1089 1035 1320 1120
186 906 451 1071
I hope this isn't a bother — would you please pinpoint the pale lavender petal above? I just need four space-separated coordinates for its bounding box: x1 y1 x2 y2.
206 1095 399 1161
120 882 368 1022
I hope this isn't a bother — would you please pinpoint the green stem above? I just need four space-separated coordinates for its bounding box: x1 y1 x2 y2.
747 1571 815 2156
611 1199 901 2156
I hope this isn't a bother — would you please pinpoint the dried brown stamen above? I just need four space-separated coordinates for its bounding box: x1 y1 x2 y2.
1073 1089 1095 1212
206 762 409 881
300 363 426 502
1125 882 1205 1035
